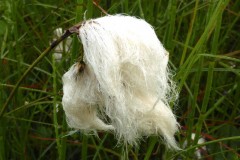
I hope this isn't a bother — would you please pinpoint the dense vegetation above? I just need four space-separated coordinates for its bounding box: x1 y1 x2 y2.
0 0 239 159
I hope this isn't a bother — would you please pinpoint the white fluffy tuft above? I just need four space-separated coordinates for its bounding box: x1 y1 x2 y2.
62 15 179 149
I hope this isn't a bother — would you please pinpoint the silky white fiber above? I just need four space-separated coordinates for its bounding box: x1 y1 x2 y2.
62 15 179 149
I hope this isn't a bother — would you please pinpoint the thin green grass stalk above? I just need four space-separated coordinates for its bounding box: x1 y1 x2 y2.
81 135 88 160
177 0 230 90
0 119 5 160
86 0 93 18
77 142 121 158
130 148 138 160
0 27 8 57
143 137 157 160
12 1 25 134
194 62 214 144
192 0 224 150
90 137 101 160
185 57 203 157
219 10 240 47
92 134 109 160
53 56 67 160
232 82 240 120
172 136 240 158
5 115 54 126
164 0 177 52
70 0 84 64
0 74 5 159
1 57 51 75
38 141 56 160
60 117 67 160
138 0 144 18
152 0 161 24
218 62 240 77
208 2 224 126
52 55 62 160
174 11 184 47
121 0 129 13
199 54 240 63
180 0 199 66
24 105 37 159
5 96 53 116
120 144 129 160
146 0 155 24
0 83 52 95
205 83 237 118
211 9 222 55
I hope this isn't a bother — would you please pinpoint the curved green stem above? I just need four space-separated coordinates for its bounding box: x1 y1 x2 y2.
0 24 82 118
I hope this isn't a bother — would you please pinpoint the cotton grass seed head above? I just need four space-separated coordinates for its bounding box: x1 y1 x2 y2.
62 15 179 149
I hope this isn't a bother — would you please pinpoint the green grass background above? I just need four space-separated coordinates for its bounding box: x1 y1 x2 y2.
0 0 240 159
